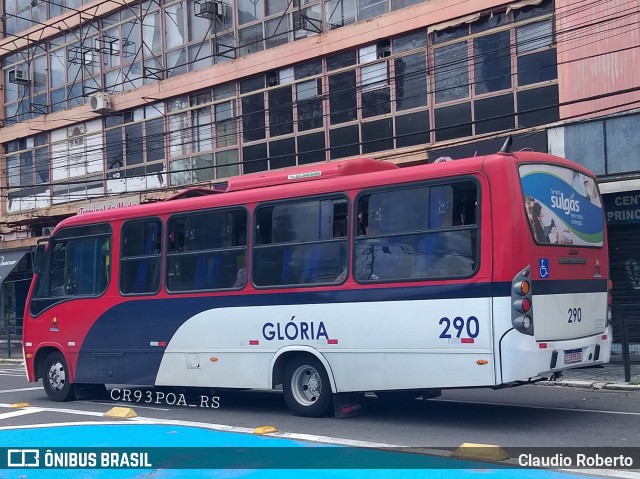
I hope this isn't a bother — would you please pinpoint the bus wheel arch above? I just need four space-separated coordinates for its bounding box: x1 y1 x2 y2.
34 346 63 382
40 350 76 402
271 349 336 417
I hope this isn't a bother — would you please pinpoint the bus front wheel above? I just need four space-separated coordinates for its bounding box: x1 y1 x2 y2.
282 356 332 417
42 351 75 402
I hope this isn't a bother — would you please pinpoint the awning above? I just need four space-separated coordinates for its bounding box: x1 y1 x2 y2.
427 13 481 34
0 249 29 285
506 0 544 15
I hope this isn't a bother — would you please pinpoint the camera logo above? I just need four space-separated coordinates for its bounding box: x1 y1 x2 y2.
7 449 40 467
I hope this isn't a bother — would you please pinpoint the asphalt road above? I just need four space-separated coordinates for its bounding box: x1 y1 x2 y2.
1 364 639 449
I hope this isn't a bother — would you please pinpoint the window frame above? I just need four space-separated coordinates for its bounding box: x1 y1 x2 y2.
119 217 164 296
164 205 249 293
352 177 481 284
251 193 351 289
29 223 112 316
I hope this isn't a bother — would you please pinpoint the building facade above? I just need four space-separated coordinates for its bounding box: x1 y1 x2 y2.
0 0 638 349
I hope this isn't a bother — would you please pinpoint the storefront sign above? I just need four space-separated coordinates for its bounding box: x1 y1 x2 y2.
77 200 138 215
602 191 640 225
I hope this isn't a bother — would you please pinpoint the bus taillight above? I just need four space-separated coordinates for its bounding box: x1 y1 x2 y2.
512 266 534 336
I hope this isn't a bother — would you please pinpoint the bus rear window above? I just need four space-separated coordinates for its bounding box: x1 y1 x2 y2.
520 164 604 247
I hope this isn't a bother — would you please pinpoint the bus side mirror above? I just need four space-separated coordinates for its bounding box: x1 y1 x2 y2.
34 240 49 275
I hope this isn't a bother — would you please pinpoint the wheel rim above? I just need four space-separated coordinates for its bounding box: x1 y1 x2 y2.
47 361 66 392
290 364 322 407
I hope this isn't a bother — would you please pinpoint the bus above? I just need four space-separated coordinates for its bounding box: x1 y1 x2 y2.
23 148 612 417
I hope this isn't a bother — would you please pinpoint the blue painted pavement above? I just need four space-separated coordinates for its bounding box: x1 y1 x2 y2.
0 424 607 479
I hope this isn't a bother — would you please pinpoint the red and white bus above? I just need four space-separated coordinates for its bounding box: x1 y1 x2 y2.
23 149 612 417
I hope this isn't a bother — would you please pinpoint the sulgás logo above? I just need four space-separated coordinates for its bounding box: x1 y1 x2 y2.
551 192 580 215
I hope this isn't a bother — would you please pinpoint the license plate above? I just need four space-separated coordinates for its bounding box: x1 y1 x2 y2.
564 348 583 364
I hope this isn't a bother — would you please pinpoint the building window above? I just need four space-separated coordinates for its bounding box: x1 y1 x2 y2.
434 41 469 104
106 104 166 194
329 71 357 124
473 30 511 95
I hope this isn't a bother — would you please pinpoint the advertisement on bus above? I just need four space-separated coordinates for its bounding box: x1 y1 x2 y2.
519 164 604 247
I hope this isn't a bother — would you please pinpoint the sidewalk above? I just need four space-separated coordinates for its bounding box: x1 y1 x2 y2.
538 353 640 391
1 342 638 391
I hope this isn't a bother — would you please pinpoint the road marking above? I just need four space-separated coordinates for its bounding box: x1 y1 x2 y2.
0 409 40 420
0 403 107 419
77 401 170 411
0 415 400 449
563 470 640 479
0 417 638 478
0 387 41 394
434 398 640 416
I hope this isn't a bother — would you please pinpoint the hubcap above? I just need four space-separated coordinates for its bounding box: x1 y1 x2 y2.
291 365 322 407
48 361 66 392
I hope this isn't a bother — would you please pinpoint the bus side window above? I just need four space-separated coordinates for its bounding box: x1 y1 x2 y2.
427 185 477 277
121 219 162 295
99 239 111 292
253 198 348 287
166 209 247 292
355 189 430 281
453 200 476 226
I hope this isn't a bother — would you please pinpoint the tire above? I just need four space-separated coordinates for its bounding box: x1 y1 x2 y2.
42 351 75 402
282 356 332 417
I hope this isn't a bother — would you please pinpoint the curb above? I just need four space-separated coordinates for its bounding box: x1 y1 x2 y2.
538 379 640 391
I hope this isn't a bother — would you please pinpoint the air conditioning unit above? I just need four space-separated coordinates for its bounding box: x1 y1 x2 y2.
42 227 54 237
8 69 28 84
198 0 223 19
89 92 111 114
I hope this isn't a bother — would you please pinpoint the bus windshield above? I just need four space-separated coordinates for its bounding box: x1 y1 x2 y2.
519 164 604 247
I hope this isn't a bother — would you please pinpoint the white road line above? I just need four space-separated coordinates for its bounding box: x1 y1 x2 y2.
434 398 640 416
0 387 41 394
77 401 170 411
0 409 41 420
0 413 399 448
0 403 107 418
562 470 640 479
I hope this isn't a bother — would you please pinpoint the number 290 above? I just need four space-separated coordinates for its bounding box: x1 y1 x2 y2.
439 316 480 339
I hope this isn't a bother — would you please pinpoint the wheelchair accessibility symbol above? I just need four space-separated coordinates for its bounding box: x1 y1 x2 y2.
539 258 550 278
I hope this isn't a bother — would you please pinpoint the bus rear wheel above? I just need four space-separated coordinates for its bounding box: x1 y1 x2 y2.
282 356 332 417
42 351 75 402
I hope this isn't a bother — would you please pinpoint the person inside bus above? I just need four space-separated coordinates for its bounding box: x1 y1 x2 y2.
355 209 394 281
233 254 247 288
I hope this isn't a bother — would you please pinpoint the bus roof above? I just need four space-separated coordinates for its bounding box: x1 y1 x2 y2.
224 157 398 192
